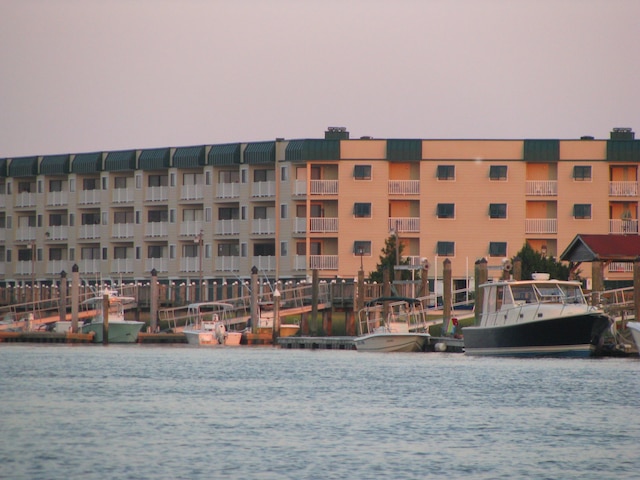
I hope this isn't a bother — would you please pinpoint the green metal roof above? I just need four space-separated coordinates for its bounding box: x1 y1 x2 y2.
208 143 241 166
40 154 70 175
523 139 559 162
8 156 38 177
139 148 170 170
72 152 102 174
244 141 275 164
285 139 340 162
173 146 205 168
0 158 7 177
607 140 640 162
387 139 422 161
104 150 136 171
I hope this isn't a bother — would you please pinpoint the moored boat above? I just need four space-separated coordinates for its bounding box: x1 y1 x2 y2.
79 288 144 343
183 302 236 346
625 322 640 353
462 273 612 357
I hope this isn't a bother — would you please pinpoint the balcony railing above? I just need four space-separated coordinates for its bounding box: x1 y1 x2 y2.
111 258 135 274
47 260 70 275
309 255 338 270
252 218 276 235
15 192 37 207
216 183 240 198
293 180 307 196
79 224 101 239
293 217 306 234
47 226 68 241
609 181 638 197
525 218 557 234
0 195 5 209
389 217 420 233
526 180 557 196
16 261 33 275
180 220 204 236
294 255 307 271
388 180 420 195
145 257 168 273
181 184 204 200
145 186 168 202
78 259 101 274
47 191 68 206
16 227 36 242
112 188 134 203
309 217 338 233
78 189 101 205
251 255 276 271
112 223 134 239
215 256 240 272
180 256 200 272
145 221 168 237
608 261 633 273
609 219 639 235
0 228 5 242
310 180 338 195
216 219 239 235
251 181 275 197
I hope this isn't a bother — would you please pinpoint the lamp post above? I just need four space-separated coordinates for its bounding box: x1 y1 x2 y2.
357 247 364 272
195 230 203 301
30 241 36 315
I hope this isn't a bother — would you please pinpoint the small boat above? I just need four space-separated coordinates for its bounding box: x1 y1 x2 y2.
354 297 431 353
79 288 144 343
256 301 300 338
183 302 237 346
462 273 612 357
625 322 640 353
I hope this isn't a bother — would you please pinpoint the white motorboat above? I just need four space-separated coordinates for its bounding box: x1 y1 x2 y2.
79 288 144 343
626 322 640 353
462 273 612 357
183 302 237 346
354 297 431 353
256 301 300 337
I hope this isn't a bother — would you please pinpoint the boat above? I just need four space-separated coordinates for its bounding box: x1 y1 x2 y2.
625 322 640 353
79 288 144 343
256 301 300 337
354 297 431 353
462 273 612 357
183 302 239 346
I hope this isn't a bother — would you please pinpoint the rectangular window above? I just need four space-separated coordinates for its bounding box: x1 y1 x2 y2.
205 171 212 185
83 178 98 190
219 171 239 183
489 165 508 180
254 170 268 182
148 210 168 222
148 246 163 258
114 177 127 189
281 166 289 182
280 204 288 219
437 165 455 180
135 246 141 260
135 174 142 189
170 173 176 187
254 206 267 219
241 243 248 257
489 242 507 257
241 206 247 220
280 241 288 256
218 207 239 220
114 246 127 259
573 166 592 181
101 177 108 190
49 180 63 192
354 165 372 180
69 178 75 192
218 243 239 256
38 180 43 193
437 203 455 218
69 247 74 261
354 203 372 218
437 241 455 256
353 241 372 255
169 209 176 223
573 204 592 219
169 244 176 259
241 169 247 184
489 203 507 219
148 174 168 187
205 207 212 222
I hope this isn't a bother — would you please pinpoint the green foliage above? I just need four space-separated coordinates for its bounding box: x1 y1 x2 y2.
513 243 572 281
369 235 411 282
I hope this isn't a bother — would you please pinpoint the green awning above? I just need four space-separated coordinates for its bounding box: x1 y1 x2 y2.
139 148 170 170
104 150 136 171
0 158 7 177
607 140 640 162
72 152 102 173
173 146 205 168
285 139 340 162
523 139 559 162
244 141 275 164
40 154 70 175
208 143 241 165
387 139 422 161
8 156 38 177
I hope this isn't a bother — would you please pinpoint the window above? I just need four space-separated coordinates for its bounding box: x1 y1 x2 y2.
280 204 288 219
489 165 508 180
183 172 198 186
148 246 164 258
49 214 66 226
114 177 127 189
280 241 288 256
354 165 372 180
281 166 289 181
49 248 63 261
254 169 274 182
353 241 372 255
135 174 142 189
489 203 507 219
114 247 127 259
83 178 98 190
205 207 212 222
205 171 212 185
183 244 198 258
82 247 99 260
254 206 267 219
148 210 168 222
219 207 239 220
437 165 455 180
241 243 248 257
573 166 592 181
254 243 275 256
38 180 43 193
49 180 63 192
18 181 31 193
489 242 507 257
218 243 239 256
170 173 176 187
354 203 371 218
219 171 239 183
148 174 168 187
81 213 100 225
573 204 592 219
437 203 455 218
101 177 108 190
437 241 455 256
114 211 133 224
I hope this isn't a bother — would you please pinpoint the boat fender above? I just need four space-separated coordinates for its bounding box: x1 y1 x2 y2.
435 342 447 352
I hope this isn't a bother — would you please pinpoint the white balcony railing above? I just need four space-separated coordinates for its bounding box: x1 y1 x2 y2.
145 257 168 273
309 255 338 270
112 223 134 239
47 191 68 206
78 259 101 274
111 258 135 273
0 195 6 209
525 218 557 234
294 255 307 271
180 220 204 237
145 222 168 237
0 263 6 275
608 261 633 273
251 181 275 197
45 260 69 275
78 189 101 205
293 180 307 196
16 227 36 242
79 224 101 239
145 186 168 202
293 217 307 233
252 218 276 235
388 217 420 233
609 181 638 197
181 184 204 200
309 217 338 233
112 188 134 203
0 228 5 242
310 180 338 195
15 192 37 207
180 256 200 272
251 255 276 271
216 219 239 235
215 183 240 198
609 219 639 234
388 180 420 195
526 180 557 196
47 226 68 241
215 256 240 272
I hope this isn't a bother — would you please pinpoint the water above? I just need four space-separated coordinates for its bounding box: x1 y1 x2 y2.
1 345 639 480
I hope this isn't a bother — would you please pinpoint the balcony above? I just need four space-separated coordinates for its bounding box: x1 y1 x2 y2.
309 255 338 270
145 222 168 237
388 217 420 233
608 262 633 273
0 195 5 209
180 256 200 273
180 220 204 237
215 256 240 272
78 189 101 205
609 219 639 235
145 257 168 273
46 260 69 275
609 181 638 197
16 227 36 242
251 255 276 271
310 180 338 195
47 191 68 206
309 217 338 233
15 192 37 208
388 180 420 195
252 218 276 235
79 224 101 239
293 180 307 196
111 258 135 274
526 180 557 196
112 223 135 239
181 184 204 201
293 217 307 234
525 218 557 234
215 219 239 235
78 259 101 274
251 181 275 198
47 226 69 241
112 188 134 203
216 183 240 199
16 261 33 275
0 263 5 275
145 186 168 202
0 228 5 242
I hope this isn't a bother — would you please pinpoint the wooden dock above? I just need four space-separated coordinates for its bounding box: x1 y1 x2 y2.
277 335 464 352
0 331 95 343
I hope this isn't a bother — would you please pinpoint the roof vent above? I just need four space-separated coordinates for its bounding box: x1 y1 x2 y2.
325 127 349 140
610 128 635 140
580 136 594 140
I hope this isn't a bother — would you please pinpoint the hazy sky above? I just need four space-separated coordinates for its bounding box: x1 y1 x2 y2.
1 0 639 157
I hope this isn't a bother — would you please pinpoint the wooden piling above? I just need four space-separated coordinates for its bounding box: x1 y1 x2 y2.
102 293 109 345
442 258 452 335
475 258 488 326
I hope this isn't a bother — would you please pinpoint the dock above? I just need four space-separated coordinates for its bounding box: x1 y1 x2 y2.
0 331 95 343
277 335 464 352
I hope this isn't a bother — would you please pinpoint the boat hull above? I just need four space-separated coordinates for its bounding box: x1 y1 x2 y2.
462 313 611 357
354 333 430 353
81 321 144 344
626 322 640 352
183 329 219 345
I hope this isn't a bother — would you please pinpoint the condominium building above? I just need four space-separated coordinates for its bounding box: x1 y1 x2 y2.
1 127 638 288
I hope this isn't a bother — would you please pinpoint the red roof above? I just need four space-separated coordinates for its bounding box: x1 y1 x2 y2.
561 234 640 262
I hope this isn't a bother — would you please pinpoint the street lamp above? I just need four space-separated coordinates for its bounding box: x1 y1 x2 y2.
194 230 203 301
357 247 364 272
30 241 36 315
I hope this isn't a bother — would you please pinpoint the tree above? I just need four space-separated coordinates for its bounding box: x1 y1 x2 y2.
513 243 572 281
369 235 411 282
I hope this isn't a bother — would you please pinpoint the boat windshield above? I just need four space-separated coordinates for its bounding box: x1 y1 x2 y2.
532 283 585 304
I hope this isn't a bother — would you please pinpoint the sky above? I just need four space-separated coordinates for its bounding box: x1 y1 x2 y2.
1 0 640 158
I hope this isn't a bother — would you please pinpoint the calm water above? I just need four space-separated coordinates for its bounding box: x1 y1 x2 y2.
1 345 639 480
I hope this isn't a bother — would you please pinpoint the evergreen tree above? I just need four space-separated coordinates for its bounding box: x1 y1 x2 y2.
513 243 573 281
369 235 411 282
